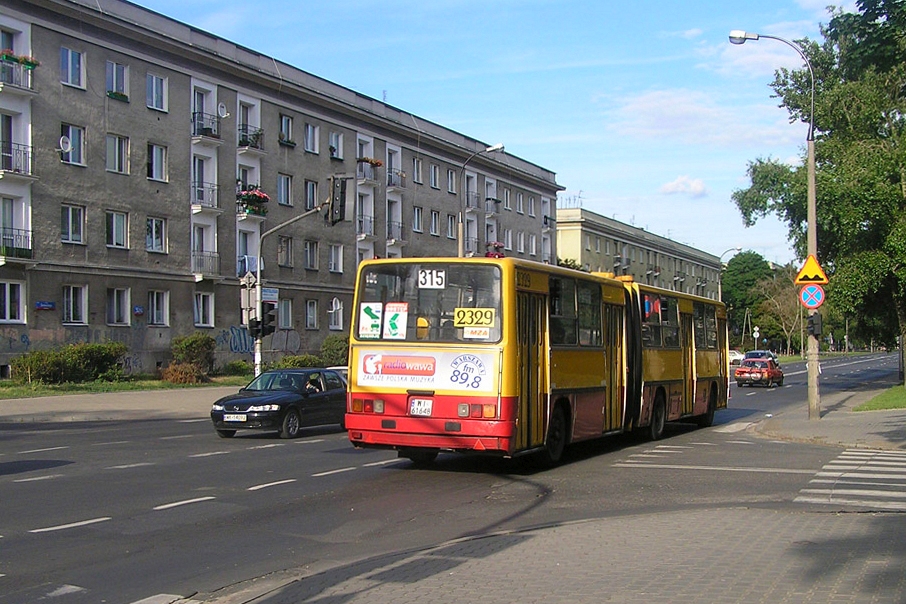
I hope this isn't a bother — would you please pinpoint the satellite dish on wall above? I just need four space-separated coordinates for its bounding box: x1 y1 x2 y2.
57 135 72 153
217 102 230 119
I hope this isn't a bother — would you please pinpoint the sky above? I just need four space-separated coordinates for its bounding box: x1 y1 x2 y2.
134 0 858 266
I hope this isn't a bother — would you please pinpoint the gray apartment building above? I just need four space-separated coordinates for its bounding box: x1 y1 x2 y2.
0 0 562 375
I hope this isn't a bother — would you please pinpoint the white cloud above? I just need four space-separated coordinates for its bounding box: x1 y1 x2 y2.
659 176 709 198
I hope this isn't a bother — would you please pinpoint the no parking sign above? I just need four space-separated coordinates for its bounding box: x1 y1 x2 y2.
799 284 825 309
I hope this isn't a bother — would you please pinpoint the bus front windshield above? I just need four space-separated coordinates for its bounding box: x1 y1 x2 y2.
356 263 502 343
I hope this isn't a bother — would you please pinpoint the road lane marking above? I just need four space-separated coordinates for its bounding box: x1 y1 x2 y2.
248 479 297 491
14 474 63 483
247 444 285 450
18 446 69 454
612 463 814 474
189 451 230 458
94 441 131 446
295 439 326 444
714 423 754 433
363 459 405 467
312 467 356 477
159 434 194 440
29 517 111 533
153 497 216 510
105 462 156 470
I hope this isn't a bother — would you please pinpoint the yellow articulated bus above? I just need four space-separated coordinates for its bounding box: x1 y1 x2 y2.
344 257 728 465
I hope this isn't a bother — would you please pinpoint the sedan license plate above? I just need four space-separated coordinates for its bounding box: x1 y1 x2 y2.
409 399 433 417
224 413 247 422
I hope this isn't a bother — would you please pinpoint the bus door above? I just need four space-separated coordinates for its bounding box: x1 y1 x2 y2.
681 312 695 415
604 303 624 432
516 291 547 451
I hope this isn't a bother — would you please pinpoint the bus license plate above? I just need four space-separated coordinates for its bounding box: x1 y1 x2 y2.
224 414 247 422
409 399 433 416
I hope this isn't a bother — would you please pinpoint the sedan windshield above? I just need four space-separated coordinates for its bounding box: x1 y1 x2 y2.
244 372 304 392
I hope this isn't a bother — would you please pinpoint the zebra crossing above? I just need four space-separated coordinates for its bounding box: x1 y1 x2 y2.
795 449 906 511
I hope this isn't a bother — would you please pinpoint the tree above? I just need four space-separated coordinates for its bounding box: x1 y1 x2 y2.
721 251 774 346
751 264 802 355
730 0 905 362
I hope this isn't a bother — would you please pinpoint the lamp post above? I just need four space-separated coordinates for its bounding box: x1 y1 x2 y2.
730 30 820 419
457 143 504 257
717 246 741 302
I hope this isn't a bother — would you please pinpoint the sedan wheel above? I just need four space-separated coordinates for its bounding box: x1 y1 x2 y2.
280 409 302 439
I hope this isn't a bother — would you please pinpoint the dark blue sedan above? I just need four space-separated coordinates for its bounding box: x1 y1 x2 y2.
211 368 347 438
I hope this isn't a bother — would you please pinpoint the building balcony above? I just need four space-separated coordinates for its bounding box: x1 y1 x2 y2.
237 124 265 155
463 237 479 256
0 141 35 181
191 181 221 213
191 112 222 146
485 198 501 216
357 161 379 184
542 215 555 231
386 220 407 245
464 192 480 212
387 168 406 190
0 227 34 264
356 215 375 240
237 254 257 277
191 251 221 279
0 59 36 95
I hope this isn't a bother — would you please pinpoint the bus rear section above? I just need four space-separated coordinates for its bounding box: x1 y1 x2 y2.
344 259 520 462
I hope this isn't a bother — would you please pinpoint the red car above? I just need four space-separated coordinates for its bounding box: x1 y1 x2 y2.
734 358 784 387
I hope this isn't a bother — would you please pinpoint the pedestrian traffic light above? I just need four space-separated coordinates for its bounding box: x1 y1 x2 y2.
807 312 822 337
260 302 278 337
247 318 261 339
328 176 346 225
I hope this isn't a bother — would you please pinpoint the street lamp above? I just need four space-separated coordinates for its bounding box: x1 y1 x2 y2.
717 246 741 302
730 30 820 419
457 143 504 257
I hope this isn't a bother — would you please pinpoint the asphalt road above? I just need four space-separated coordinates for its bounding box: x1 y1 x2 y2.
0 354 900 603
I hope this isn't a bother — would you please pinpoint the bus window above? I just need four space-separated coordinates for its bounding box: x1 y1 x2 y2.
577 280 602 346
661 296 680 348
549 277 577 346
356 263 502 343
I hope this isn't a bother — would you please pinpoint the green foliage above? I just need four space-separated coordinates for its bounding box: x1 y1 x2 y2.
273 354 322 368
160 361 207 384
11 342 128 385
557 258 588 271
171 333 216 374
221 359 253 376
319 334 349 367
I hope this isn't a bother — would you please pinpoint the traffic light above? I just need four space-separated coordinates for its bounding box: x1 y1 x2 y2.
807 312 822 337
247 318 261 339
260 302 278 337
328 177 346 225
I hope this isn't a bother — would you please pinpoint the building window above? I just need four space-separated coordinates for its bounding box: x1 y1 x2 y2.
62 285 87 324
430 210 440 236
148 290 169 326
304 123 319 153
447 169 457 194
304 240 318 269
529 196 536 217
61 205 85 244
146 217 166 252
277 173 292 206
412 157 423 184
329 298 343 331
430 164 440 189
147 143 167 181
106 134 129 173
504 229 513 250
503 189 511 210
279 114 293 144
60 47 83 87
412 206 423 233
105 60 128 98
517 231 525 253
107 287 130 325
329 244 343 273
329 131 343 158
146 73 167 111
279 298 293 329
516 192 524 214
60 124 85 165
194 292 213 327
278 236 293 267
0 281 23 322
305 180 318 211
529 234 537 256
305 299 318 329
106 211 128 248
446 214 456 239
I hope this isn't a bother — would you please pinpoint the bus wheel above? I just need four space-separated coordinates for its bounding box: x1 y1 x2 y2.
542 405 568 466
649 394 666 441
401 449 438 466
696 387 716 428
216 429 236 438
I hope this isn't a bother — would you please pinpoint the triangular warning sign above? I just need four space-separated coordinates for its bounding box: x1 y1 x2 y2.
795 254 828 285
